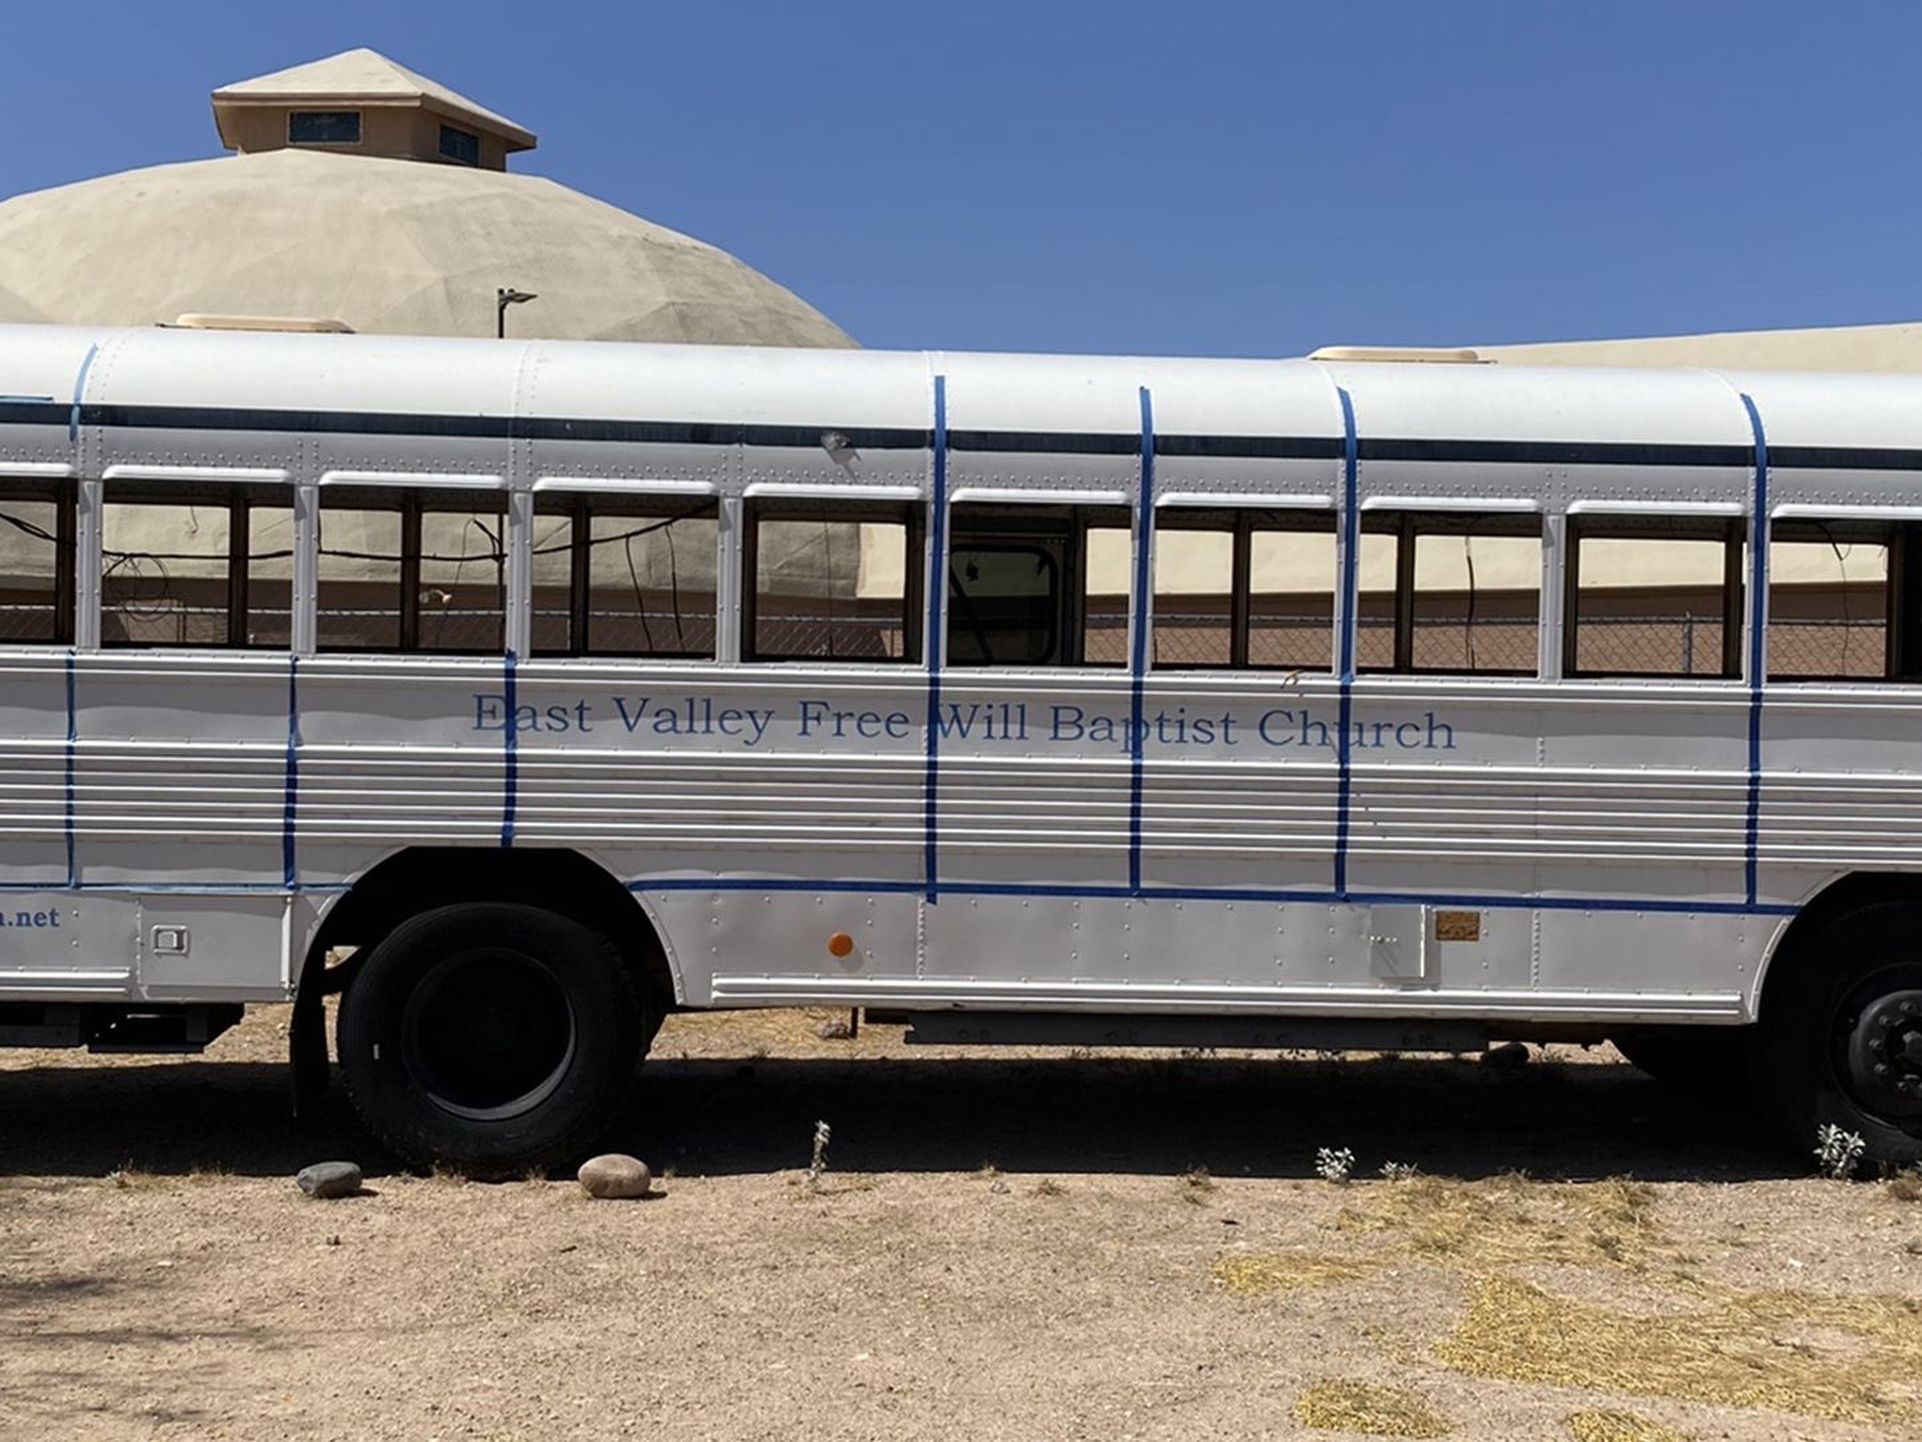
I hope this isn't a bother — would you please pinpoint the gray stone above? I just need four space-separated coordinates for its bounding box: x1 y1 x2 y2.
296 1161 363 1199
578 1153 652 1200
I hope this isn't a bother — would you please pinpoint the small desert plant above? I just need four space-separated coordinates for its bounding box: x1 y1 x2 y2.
1379 1161 1420 1182
1033 1178 1067 1198
1814 1123 1867 1181
1316 1146 1356 1184
807 1119 831 1189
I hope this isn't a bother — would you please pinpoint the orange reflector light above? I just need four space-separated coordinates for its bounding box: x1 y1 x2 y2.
827 932 855 958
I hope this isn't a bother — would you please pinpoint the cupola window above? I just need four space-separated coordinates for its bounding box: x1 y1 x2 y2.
288 110 362 145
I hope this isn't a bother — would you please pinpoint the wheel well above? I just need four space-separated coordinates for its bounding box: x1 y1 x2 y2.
1758 872 1922 1022
299 847 676 1012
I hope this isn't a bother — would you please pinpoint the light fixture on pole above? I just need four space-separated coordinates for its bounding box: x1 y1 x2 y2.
496 287 537 338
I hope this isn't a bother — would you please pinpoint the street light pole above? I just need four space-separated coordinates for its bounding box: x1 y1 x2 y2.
496 287 537 338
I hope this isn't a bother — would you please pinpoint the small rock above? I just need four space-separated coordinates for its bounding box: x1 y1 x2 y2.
578 1153 652 1200
1904 1238 1922 1256
989 1179 1010 1195
1481 1042 1530 1070
296 1161 363 1199
814 1018 854 1040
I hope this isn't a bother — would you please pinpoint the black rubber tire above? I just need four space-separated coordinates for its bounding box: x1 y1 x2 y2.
1610 1028 1754 1097
1754 901 1922 1171
337 902 645 1177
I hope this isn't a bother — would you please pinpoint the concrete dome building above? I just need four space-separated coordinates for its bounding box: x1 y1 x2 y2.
0 48 852 347
0 284 43 324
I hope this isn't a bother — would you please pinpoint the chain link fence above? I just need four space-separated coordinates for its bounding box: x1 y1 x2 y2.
0 597 1897 678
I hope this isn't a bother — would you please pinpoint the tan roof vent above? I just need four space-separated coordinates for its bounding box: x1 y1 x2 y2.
165 314 354 333
1309 346 1488 364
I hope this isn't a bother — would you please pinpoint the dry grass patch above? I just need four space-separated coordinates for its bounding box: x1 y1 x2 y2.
1334 1174 1666 1273
1213 1250 1382 1296
1295 1379 1451 1437
1564 1410 1686 1442
1888 1169 1922 1204
1438 1273 1922 1427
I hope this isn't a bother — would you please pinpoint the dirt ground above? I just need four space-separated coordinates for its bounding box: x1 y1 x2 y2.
5 1009 1922 1441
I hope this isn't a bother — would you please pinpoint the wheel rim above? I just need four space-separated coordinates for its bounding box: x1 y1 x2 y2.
1834 971 1922 1123
399 946 577 1122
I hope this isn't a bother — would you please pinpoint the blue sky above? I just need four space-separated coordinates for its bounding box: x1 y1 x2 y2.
2 2 1915 356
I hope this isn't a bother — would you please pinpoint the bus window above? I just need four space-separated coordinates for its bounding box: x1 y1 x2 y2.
1359 513 1541 675
247 504 295 647
0 482 72 645
949 543 1060 665
417 505 506 652
1410 524 1539 673
532 499 718 658
101 490 294 649
102 499 230 647
1356 527 1399 670
1082 522 1131 665
747 502 921 663
317 492 505 653
947 504 1129 667
1768 519 1892 680
1566 516 1743 679
1248 520 1337 671
1152 509 1337 671
1152 518 1233 667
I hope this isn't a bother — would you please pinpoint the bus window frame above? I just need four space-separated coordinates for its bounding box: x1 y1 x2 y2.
743 498 925 665
0 476 75 648
1358 510 1544 678
530 494 720 661
1151 506 1340 672
1563 513 1745 681
315 486 508 656
945 501 1131 669
1766 515 1917 684
99 482 294 652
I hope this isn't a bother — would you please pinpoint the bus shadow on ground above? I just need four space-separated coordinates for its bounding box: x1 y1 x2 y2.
0 1051 1791 1183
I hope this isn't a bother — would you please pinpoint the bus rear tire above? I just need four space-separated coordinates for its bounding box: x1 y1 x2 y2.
337 902 645 1178
1757 901 1922 1172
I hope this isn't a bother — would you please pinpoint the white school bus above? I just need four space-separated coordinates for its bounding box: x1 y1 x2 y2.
3 322 1921 1173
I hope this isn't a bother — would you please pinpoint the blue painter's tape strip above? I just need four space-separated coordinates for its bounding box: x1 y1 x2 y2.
623 872 1796 918
923 374 949 903
501 648 519 848
68 344 97 448
63 649 77 888
1129 386 1156 896
0 880 351 896
1333 386 1360 898
282 654 300 889
1740 393 1769 908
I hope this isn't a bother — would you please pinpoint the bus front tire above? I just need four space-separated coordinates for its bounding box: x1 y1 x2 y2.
1757 901 1922 1172
337 902 645 1177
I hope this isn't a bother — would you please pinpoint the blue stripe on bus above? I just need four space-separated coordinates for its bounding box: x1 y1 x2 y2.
1741 392 1769 908
283 654 301 888
1129 387 1156 895
68 344 98 447
923 374 949 903
501 648 519 848
0 880 352 896
622 873 1798 917
63 649 76 888
1333 386 1360 898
